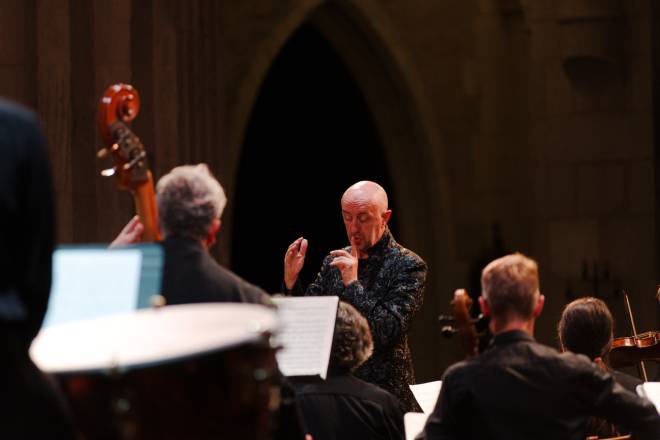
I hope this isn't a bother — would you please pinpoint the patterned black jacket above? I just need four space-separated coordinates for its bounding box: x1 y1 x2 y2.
288 228 427 412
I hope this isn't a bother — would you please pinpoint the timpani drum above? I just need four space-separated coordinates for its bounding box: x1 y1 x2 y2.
30 303 279 440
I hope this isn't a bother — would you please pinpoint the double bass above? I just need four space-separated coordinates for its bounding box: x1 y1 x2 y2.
439 289 485 358
97 84 161 242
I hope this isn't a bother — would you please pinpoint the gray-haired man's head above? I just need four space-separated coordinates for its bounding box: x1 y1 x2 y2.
156 164 226 242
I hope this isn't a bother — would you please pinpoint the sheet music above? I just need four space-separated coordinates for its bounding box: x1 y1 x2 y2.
637 382 660 414
409 380 442 414
404 412 430 440
43 248 142 327
272 296 339 379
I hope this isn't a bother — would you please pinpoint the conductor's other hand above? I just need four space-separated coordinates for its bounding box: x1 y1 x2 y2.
284 237 308 290
110 215 144 248
329 241 359 287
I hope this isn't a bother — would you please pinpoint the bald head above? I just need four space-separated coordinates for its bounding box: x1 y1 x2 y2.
341 181 392 255
341 181 389 213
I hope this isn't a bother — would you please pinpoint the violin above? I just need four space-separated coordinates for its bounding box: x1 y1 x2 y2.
607 292 660 380
97 84 161 242
609 331 660 368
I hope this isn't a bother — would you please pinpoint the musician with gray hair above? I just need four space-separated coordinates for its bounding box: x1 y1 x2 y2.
159 164 273 305
157 163 227 243
113 163 271 306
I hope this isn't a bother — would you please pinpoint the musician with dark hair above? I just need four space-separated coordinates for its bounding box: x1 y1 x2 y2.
296 301 404 440
0 98 76 438
558 297 614 360
418 253 660 440
558 297 644 438
558 297 643 391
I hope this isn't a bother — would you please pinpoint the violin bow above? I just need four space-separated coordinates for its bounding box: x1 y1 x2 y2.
623 291 648 382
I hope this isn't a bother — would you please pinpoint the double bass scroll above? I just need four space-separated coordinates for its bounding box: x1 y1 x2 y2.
97 83 161 242
438 289 481 359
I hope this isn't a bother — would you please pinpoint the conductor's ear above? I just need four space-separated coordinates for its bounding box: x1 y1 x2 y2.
382 209 392 226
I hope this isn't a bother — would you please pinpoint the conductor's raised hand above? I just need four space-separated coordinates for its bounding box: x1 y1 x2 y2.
329 241 358 287
284 237 308 290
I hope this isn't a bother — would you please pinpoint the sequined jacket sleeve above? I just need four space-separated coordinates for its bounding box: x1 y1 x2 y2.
285 255 335 298
345 256 426 350
295 249 427 351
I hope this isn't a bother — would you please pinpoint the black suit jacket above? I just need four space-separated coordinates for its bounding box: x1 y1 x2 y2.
419 330 660 440
612 369 644 393
296 373 404 440
0 99 54 341
0 99 76 439
161 236 272 306
160 236 307 439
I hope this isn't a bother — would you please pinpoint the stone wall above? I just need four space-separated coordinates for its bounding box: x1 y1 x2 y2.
0 0 656 380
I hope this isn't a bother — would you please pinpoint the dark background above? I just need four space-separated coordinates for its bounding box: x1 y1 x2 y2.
232 24 397 293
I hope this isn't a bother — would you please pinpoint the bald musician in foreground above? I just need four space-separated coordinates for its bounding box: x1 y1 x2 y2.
418 253 659 440
283 181 427 412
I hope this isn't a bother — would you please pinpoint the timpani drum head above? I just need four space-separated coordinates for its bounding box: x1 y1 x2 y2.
30 303 278 373
29 303 280 440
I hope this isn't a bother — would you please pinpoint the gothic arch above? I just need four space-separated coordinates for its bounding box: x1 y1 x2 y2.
228 0 456 379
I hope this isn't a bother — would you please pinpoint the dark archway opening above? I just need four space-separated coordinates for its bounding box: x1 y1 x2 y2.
231 23 397 293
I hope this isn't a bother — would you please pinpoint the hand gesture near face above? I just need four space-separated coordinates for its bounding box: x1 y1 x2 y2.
284 237 308 289
330 240 359 287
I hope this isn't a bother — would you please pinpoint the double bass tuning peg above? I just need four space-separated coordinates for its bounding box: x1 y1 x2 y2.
100 153 144 177
100 166 117 177
122 150 146 171
98 143 120 177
